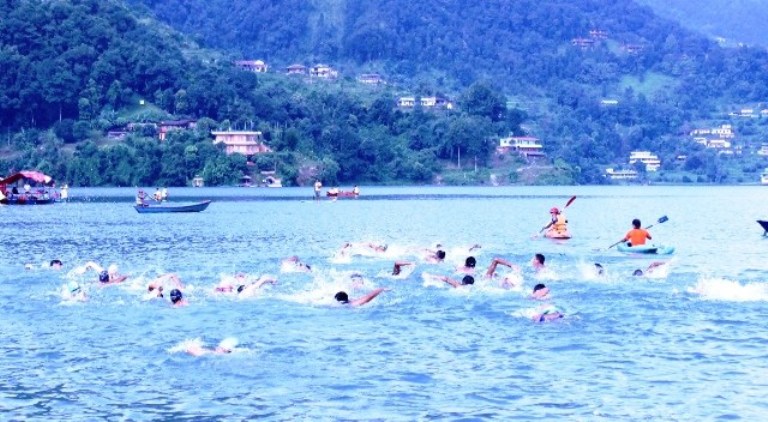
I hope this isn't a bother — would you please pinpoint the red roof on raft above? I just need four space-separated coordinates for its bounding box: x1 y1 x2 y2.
0 171 54 185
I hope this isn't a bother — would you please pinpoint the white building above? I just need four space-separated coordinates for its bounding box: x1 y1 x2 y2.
628 150 661 172
605 168 638 180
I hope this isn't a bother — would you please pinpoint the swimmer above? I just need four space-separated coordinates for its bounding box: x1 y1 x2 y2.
422 249 446 263
84 262 128 284
170 289 188 307
531 283 551 300
632 261 667 277
186 338 237 357
392 261 415 276
439 275 475 288
531 253 546 271
147 273 184 299
339 242 388 256
236 275 278 296
456 256 477 274
61 280 87 302
594 263 605 276
50 259 63 270
334 288 388 307
281 256 312 273
485 257 522 289
532 304 564 323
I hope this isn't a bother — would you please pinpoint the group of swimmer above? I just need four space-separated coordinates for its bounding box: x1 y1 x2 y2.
42 204 669 355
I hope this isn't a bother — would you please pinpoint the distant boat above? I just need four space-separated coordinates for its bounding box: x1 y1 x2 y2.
761 168 768 185
134 200 211 213
0 170 58 205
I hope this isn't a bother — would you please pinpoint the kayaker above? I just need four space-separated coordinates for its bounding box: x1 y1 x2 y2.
540 207 568 237
622 218 652 246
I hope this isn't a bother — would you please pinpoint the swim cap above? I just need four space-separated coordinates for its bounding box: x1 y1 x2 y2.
335 291 349 303
633 269 644 276
550 207 559 214
170 289 183 303
465 256 476 268
237 285 246 293
436 250 446 260
99 270 109 283
50 259 63 267
461 275 475 285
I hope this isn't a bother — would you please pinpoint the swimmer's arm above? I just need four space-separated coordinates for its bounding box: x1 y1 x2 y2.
110 275 129 284
350 288 387 306
439 276 461 288
254 276 277 289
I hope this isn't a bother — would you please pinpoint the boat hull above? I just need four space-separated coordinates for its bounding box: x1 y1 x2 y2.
544 229 571 240
134 200 211 213
1 196 55 205
617 243 675 255
758 220 768 235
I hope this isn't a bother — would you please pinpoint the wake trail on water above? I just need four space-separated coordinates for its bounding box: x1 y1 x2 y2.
687 277 768 302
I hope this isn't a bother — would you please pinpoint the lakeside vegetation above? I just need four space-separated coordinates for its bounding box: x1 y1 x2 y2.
4 0 768 186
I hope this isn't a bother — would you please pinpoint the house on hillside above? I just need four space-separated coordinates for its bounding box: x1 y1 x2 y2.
628 150 661 172
571 37 595 49
589 29 608 40
498 135 545 158
235 60 268 73
398 96 416 108
420 96 453 109
310 64 338 79
605 168 638 180
158 119 196 141
286 64 307 75
211 130 271 156
358 73 385 85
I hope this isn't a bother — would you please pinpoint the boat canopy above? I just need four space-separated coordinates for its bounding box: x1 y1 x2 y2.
0 171 54 186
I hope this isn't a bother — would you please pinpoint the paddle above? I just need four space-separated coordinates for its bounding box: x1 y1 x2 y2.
606 215 669 250
536 195 577 236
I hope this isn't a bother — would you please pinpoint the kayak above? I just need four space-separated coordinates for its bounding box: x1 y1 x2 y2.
544 229 571 240
617 243 675 255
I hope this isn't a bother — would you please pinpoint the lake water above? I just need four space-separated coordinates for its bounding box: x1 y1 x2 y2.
2 185 767 420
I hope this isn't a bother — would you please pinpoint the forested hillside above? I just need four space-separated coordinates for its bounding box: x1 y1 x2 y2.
4 0 768 186
637 0 768 47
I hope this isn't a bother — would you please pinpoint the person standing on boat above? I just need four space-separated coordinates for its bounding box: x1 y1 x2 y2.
161 187 168 201
153 188 162 202
622 218 652 246
352 185 360 196
60 184 69 202
540 207 568 238
314 180 322 200
136 190 148 206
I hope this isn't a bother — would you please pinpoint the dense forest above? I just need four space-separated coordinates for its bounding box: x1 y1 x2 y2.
3 0 768 186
